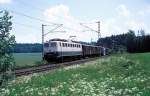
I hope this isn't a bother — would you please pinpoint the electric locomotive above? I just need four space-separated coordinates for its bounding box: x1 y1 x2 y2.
43 39 82 62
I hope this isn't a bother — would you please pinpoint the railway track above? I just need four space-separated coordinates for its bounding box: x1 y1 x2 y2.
15 57 101 77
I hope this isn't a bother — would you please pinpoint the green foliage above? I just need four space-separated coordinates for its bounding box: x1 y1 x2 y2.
97 29 150 53
0 10 15 85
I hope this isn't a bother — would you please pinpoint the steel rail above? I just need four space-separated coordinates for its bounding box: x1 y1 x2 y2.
15 56 108 77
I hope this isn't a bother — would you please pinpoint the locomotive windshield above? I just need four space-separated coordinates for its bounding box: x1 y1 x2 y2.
44 43 49 47
50 42 56 47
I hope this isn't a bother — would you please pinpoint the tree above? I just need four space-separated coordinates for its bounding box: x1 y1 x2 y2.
125 30 136 52
140 29 145 36
0 10 15 85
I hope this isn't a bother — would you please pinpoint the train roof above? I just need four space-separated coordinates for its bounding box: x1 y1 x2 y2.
49 38 81 43
49 38 68 42
48 38 105 48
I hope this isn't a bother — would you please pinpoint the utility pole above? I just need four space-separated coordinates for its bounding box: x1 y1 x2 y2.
91 38 93 44
80 21 102 57
97 21 101 57
97 21 101 40
42 24 45 59
80 21 101 41
41 24 65 60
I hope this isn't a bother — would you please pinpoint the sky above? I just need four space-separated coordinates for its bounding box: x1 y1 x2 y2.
0 0 150 43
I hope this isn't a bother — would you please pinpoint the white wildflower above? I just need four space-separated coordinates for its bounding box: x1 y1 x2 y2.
38 92 43 95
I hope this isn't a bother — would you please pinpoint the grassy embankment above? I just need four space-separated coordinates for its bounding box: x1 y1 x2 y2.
1 53 150 96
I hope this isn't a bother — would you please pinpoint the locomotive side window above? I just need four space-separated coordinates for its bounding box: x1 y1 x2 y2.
59 42 81 48
62 43 65 47
67 43 69 47
65 43 67 47
63 43 66 47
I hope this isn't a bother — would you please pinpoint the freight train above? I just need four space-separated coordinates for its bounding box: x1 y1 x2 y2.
43 39 109 62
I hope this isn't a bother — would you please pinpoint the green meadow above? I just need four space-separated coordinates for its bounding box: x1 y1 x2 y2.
13 53 42 68
1 53 150 96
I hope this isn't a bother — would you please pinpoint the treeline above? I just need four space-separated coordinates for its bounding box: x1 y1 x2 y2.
13 43 42 53
97 30 150 53
13 42 92 53
13 30 150 53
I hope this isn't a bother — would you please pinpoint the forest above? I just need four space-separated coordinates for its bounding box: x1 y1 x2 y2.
13 43 42 53
97 30 150 53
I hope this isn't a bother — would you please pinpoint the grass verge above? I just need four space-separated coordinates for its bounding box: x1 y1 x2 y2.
1 53 150 96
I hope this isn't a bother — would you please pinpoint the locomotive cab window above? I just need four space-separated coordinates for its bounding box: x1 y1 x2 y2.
51 42 56 47
44 43 49 47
